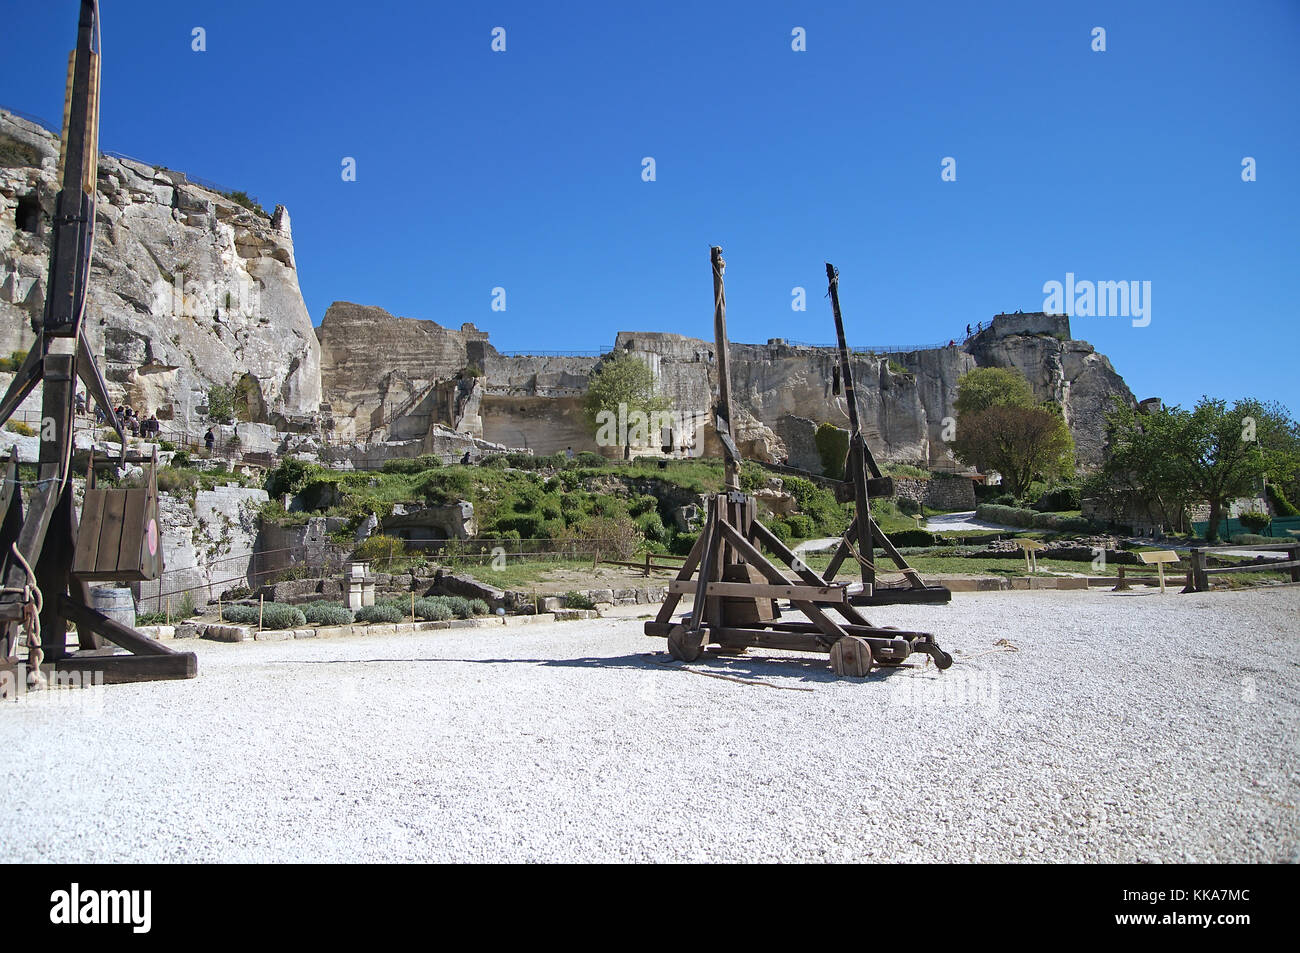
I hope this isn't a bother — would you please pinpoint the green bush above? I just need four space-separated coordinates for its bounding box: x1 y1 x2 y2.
381 454 443 474
300 601 354 626
1229 533 1278 545
415 469 473 504
635 510 667 542
443 596 474 618
784 513 816 539
896 497 922 517
355 604 404 624
1237 510 1272 534
206 383 235 424
222 602 305 630
136 592 196 626
413 597 453 621
1033 485 1082 512
171 450 191 468
886 528 941 547
157 467 198 495
468 598 490 616
976 503 1098 534
670 531 699 556
265 457 321 497
0 349 28 372
1265 482 1299 517
353 535 408 563
564 590 596 610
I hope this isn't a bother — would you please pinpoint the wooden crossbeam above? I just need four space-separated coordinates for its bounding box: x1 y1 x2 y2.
668 579 847 603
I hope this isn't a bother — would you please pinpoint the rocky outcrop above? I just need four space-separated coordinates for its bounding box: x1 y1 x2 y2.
314 301 488 435
966 314 1134 466
0 109 321 425
318 306 1135 470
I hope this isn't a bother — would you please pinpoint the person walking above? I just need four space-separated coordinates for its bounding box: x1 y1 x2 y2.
204 428 215 454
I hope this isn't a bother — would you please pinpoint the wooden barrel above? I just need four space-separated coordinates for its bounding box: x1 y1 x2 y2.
90 587 136 630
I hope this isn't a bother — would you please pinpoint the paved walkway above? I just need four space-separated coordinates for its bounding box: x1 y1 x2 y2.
922 510 1018 533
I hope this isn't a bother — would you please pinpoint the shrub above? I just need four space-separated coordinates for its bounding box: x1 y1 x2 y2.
381 454 443 474
265 457 321 496
415 468 473 504
300 601 354 626
635 510 667 543
1237 510 1272 534
0 349 28 372
670 531 699 556
171 450 191 468
564 591 596 610
887 528 941 547
1265 482 1299 517
219 189 270 217
5 420 37 437
223 602 306 630
206 383 235 424
1033 485 1082 513
896 497 922 517
413 597 453 621
1229 533 1277 546
468 599 489 616
157 467 198 495
355 604 404 624
136 592 196 626
444 596 474 619
976 503 1098 534
784 513 816 540
353 535 408 564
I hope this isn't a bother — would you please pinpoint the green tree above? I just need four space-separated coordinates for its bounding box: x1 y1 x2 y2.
953 367 1037 418
1101 397 1278 542
953 404 1074 498
206 383 235 424
1096 399 1196 532
583 352 671 446
952 367 1072 498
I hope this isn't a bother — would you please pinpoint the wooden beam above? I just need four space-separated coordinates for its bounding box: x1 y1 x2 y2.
59 595 177 657
51 652 197 684
668 579 847 602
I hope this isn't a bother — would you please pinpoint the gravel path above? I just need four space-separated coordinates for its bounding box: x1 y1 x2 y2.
2 588 1296 863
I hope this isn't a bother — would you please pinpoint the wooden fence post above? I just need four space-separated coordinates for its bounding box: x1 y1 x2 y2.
1290 545 1300 584
1192 548 1209 592
258 593 264 631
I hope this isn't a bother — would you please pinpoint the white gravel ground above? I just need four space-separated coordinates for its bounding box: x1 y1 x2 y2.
2 587 1297 863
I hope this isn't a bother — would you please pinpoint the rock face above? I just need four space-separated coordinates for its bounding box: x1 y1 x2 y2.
314 301 488 436
0 109 321 425
318 307 1135 470
965 314 1133 466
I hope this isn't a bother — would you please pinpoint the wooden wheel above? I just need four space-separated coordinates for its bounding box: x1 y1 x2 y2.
829 636 873 677
667 624 705 662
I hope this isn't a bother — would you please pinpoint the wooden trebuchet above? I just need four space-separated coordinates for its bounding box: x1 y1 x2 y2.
643 247 953 678
820 262 952 607
0 1 197 691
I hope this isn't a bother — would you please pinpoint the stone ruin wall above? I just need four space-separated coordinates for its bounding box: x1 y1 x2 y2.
316 311 1136 472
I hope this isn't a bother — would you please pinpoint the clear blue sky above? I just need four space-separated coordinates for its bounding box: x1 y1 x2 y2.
3 0 1297 412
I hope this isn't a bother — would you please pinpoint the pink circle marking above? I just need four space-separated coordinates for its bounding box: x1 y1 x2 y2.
147 518 158 556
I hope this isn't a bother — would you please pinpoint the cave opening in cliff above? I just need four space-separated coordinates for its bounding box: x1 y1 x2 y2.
15 193 41 235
